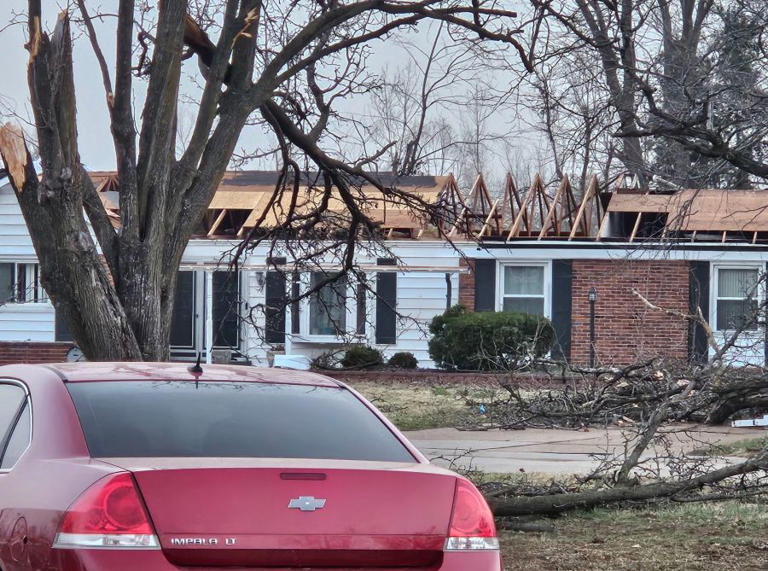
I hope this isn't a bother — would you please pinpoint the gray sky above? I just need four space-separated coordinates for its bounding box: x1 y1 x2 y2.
0 1 546 188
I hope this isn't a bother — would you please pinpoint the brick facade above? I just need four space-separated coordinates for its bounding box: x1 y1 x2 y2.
458 258 475 310
0 342 74 366
571 260 690 365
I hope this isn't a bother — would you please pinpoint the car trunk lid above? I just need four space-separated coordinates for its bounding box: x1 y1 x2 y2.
122 462 455 568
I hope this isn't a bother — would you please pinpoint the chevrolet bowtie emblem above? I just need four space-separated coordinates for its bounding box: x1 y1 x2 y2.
288 496 327 512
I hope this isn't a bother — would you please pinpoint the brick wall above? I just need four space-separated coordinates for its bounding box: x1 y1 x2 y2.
571 260 690 365
458 258 475 310
0 342 74 365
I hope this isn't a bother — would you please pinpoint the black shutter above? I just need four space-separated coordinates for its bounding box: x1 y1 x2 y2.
265 272 286 344
474 259 496 312
551 260 573 361
376 258 397 344
356 275 367 335
689 261 710 363
212 271 240 348
265 258 286 344
54 305 73 343
170 271 195 347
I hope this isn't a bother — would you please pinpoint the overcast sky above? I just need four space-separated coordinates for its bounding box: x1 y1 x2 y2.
0 1 545 189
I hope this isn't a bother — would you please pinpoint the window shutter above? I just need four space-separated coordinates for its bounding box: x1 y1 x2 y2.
265 274 286 345
212 271 240 348
376 258 397 344
473 259 496 312
170 271 195 348
264 258 286 344
689 261 710 363
54 304 74 343
356 275 367 335
551 260 572 361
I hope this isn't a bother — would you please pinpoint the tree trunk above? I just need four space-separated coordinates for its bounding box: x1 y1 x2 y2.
0 125 142 360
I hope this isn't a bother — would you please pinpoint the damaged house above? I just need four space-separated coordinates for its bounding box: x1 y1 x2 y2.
0 169 767 368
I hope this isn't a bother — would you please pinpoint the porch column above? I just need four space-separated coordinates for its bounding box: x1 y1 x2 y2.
205 270 213 364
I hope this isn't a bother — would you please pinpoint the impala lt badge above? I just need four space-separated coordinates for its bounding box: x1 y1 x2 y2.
170 537 236 546
288 496 327 512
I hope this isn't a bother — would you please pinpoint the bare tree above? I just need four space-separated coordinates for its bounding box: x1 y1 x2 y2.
0 0 537 360
531 0 768 188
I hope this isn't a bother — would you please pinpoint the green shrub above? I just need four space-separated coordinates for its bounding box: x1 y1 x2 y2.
428 305 554 371
341 345 384 369
388 352 419 369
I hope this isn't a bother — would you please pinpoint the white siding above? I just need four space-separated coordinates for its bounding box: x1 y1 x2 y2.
0 304 55 341
0 186 37 259
379 271 458 368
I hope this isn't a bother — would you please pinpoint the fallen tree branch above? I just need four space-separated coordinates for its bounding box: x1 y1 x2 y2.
489 450 768 517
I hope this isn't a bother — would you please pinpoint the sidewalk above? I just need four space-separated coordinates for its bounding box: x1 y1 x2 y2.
403 424 763 474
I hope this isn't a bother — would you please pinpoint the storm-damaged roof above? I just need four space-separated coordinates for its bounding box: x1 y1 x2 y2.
84 170 768 243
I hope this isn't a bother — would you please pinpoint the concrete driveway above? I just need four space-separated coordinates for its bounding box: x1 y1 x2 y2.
403 424 764 474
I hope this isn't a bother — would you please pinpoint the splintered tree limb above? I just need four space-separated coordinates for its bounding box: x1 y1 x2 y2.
0 124 29 192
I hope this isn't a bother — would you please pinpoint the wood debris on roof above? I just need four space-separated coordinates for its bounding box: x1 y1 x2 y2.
606 187 768 242
80 169 768 243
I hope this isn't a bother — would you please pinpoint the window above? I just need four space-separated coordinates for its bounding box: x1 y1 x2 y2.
0 383 28 470
0 263 47 303
502 265 546 315
1 402 30 469
309 272 347 336
67 381 414 462
0 384 25 439
715 267 761 331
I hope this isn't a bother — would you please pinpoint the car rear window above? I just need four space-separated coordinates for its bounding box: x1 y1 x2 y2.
66 381 415 462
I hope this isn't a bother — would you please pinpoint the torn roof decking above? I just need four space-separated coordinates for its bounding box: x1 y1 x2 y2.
87 170 606 241
85 169 768 242
205 171 456 238
607 189 768 233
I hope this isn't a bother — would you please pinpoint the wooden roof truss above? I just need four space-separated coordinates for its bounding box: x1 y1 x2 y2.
499 174 604 240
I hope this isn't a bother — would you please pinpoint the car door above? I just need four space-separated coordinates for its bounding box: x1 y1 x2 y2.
0 381 32 571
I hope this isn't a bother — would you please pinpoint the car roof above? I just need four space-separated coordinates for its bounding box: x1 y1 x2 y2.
38 362 340 387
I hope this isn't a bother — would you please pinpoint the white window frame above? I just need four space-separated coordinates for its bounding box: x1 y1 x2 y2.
496 261 552 318
0 262 48 305
711 263 764 334
299 271 356 342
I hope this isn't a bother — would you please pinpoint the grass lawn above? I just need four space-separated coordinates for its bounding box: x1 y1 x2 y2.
701 434 768 457
348 380 504 430
500 502 768 570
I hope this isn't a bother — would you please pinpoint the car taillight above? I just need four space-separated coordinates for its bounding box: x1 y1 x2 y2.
53 472 160 549
444 479 499 551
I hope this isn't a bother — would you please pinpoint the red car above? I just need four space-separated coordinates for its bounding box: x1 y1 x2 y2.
0 363 501 570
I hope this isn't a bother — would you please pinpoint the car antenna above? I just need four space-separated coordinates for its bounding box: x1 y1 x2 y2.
188 352 203 375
